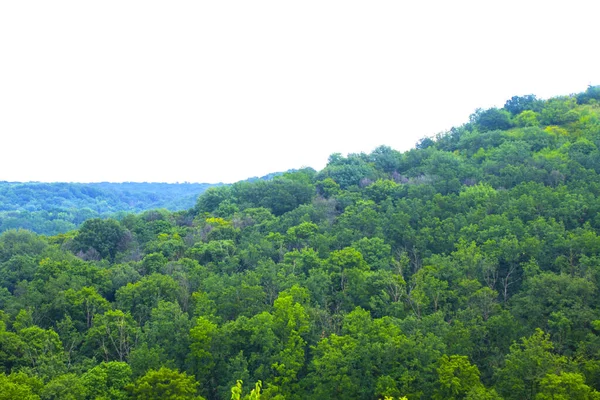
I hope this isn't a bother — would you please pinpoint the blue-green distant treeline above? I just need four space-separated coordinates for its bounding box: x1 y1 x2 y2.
0 182 218 235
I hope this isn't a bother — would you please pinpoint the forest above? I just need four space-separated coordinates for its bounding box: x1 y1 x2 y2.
0 182 217 236
1 85 600 399
0 175 286 237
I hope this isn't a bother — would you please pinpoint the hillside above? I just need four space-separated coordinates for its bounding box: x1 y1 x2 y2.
1 85 600 399
0 182 216 235
0 172 286 236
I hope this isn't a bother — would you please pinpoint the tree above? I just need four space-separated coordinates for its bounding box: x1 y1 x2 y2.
232 178 315 217
40 373 86 400
504 95 542 115
536 372 600 400
470 108 512 131
115 274 180 325
0 229 48 262
495 329 565 400
515 110 540 127
72 218 129 261
63 286 110 330
408 266 450 316
84 310 139 362
434 355 483 400
0 315 26 372
268 289 309 398
315 178 342 198
230 380 262 400
194 186 232 215
575 85 600 105
18 325 66 378
512 272 597 353
80 361 132 400
325 247 371 312
309 334 362 399
189 316 218 395
539 96 578 126
141 301 192 371
0 371 42 400
140 253 168 275
316 154 378 189
128 367 203 400
286 222 319 250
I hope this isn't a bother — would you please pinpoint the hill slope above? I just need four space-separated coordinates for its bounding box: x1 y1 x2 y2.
1 85 600 399
0 181 217 235
0 172 287 235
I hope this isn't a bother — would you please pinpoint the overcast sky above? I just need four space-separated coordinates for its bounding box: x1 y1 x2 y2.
1 1 599 183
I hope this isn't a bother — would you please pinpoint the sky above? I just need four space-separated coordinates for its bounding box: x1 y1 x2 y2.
1 1 599 184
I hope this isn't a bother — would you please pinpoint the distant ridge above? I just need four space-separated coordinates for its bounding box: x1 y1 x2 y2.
0 171 290 235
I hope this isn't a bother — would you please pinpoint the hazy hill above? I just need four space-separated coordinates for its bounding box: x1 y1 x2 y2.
0 172 286 235
0 181 216 235
0 172 290 235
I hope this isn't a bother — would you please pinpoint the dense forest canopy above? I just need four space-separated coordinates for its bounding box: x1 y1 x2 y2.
0 182 216 236
0 172 284 236
1 85 600 399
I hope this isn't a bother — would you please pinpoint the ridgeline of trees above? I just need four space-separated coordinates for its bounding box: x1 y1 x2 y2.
0 173 286 236
1 85 600 399
0 182 217 236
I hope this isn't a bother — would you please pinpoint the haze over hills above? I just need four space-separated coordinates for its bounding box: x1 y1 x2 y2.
0 172 286 235
2 86 600 398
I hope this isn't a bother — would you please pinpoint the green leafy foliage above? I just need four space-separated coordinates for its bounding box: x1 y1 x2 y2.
0 182 217 235
128 367 203 400
1 87 600 399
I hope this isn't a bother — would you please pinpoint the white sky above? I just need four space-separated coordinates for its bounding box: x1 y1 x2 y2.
1 1 599 183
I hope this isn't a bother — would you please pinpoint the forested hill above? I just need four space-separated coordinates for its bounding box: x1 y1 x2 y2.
2 86 600 399
0 182 218 235
0 173 285 236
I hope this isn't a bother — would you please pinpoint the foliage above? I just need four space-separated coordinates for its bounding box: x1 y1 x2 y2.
1 86 600 398
127 367 203 399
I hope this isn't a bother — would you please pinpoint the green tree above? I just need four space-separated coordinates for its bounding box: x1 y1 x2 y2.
325 247 371 312
195 186 232 215
539 96 579 125
72 218 129 261
575 85 600 104
0 371 42 400
115 274 180 325
80 361 132 400
434 355 483 400
18 325 66 378
39 373 86 400
504 95 542 115
141 301 192 370
536 372 600 400
84 310 139 362
0 229 48 262
63 286 110 330
495 329 565 400
189 316 218 395
230 380 262 400
267 289 309 398
515 110 540 127
471 108 512 131
128 367 203 400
